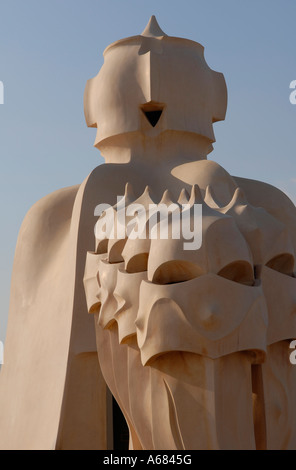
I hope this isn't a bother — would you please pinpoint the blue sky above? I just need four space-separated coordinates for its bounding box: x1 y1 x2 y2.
0 0 296 342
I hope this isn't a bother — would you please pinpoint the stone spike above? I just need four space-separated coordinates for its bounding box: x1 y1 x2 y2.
124 182 135 202
159 189 175 206
132 185 156 207
141 15 167 38
143 185 151 196
204 185 220 209
217 187 249 214
115 182 135 211
141 185 153 202
177 188 190 205
189 184 203 206
222 187 248 212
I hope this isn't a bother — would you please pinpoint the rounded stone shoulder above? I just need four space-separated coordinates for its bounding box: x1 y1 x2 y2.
17 185 80 253
233 175 296 248
233 175 296 215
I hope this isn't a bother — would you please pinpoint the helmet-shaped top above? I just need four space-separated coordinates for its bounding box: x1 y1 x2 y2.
84 16 227 149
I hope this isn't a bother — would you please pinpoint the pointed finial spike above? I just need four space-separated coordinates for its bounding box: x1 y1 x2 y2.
115 183 135 211
177 188 190 205
159 189 174 206
132 185 155 206
204 185 220 209
123 182 135 205
141 15 167 38
143 185 151 197
189 184 203 206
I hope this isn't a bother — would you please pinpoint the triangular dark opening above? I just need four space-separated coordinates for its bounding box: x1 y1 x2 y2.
143 109 163 127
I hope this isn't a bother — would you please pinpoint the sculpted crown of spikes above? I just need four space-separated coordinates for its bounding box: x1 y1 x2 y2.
84 180 296 355
84 15 228 151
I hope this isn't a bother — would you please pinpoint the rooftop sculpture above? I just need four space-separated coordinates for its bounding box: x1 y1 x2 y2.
0 16 296 450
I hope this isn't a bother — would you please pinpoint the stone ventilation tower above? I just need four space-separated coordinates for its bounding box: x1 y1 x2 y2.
0 16 296 450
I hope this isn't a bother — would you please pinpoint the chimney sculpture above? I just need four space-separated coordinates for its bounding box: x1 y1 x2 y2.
1 17 296 450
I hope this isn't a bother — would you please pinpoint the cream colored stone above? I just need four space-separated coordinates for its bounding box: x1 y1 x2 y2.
0 15 296 450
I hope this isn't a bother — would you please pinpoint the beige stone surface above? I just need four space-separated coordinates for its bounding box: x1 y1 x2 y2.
0 16 296 450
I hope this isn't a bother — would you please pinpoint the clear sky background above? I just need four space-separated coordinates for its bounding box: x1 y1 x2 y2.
0 0 295 343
